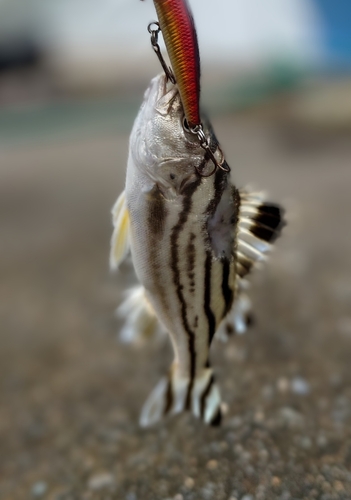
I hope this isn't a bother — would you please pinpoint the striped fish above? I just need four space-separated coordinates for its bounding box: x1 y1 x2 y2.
110 74 285 427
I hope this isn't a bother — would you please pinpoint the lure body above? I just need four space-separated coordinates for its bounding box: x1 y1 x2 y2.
153 0 201 128
110 74 285 426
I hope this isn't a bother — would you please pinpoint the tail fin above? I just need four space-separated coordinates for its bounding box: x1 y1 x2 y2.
140 367 222 427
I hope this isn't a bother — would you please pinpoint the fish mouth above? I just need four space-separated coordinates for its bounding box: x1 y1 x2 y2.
146 73 176 109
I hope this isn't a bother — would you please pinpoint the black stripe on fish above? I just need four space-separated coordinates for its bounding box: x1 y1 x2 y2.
204 251 216 345
200 373 214 418
186 232 196 293
202 169 229 344
170 177 202 409
232 186 241 225
221 257 233 317
204 168 227 219
147 184 167 237
146 185 169 312
164 375 173 415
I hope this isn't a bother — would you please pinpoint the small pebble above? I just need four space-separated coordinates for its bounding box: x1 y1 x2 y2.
241 495 253 500
333 480 344 492
317 434 328 448
201 483 215 500
261 384 274 400
254 410 265 423
206 459 218 470
299 436 312 449
271 476 281 487
278 407 305 429
174 495 183 500
258 449 269 462
221 402 229 415
234 444 244 455
277 377 289 393
322 481 332 492
291 376 310 395
280 491 291 500
228 416 243 429
126 493 137 500
88 472 115 491
184 477 195 489
31 482 47 498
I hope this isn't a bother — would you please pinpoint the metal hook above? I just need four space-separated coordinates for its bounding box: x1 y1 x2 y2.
189 124 231 177
147 22 176 84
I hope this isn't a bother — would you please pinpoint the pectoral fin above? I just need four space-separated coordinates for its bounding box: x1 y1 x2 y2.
235 189 285 280
217 188 285 341
110 190 130 269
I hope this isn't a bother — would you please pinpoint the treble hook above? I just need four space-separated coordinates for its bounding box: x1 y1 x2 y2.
147 22 176 84
189 124 231 177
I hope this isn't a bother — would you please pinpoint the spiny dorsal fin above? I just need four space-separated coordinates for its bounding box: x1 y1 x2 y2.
110 190 130 270
235 189 285 279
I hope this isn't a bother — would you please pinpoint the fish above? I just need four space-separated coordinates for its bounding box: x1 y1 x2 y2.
143 0 201 128
110 73 285 427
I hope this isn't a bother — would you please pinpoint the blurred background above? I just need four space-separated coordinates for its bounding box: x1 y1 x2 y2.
1 1 351 499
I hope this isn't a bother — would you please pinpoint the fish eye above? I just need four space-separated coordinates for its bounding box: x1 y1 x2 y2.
170 173 176 180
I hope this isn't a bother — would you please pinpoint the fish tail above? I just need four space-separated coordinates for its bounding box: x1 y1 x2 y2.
139 366 222 427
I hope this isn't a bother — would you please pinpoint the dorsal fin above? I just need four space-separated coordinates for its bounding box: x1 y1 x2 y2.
110 190 130 270
235 189 285 279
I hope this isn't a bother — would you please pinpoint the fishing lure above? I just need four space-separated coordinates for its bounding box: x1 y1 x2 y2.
144 0 201 128
144 0 229 176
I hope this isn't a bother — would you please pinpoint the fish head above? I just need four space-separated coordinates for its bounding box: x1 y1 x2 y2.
129 73 215 198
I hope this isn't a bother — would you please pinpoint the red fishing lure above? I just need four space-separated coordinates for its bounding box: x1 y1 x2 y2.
146 0 201 128
142 0 230 175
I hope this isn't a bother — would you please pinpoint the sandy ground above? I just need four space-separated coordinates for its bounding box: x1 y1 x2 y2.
1 115 351 500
